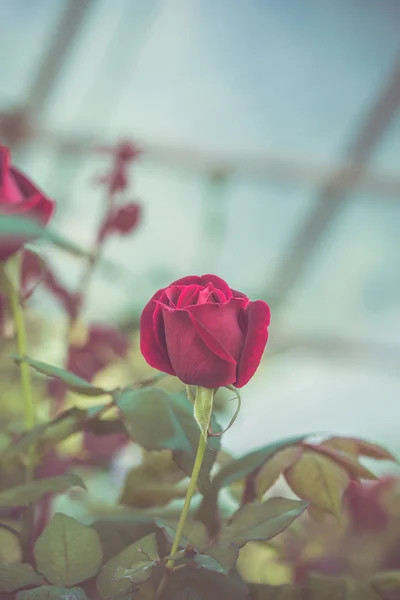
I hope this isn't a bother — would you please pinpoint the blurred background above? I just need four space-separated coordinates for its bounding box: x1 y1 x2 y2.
1 0 400 462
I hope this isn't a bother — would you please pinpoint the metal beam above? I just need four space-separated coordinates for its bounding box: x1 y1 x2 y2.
26 0 95 116
11 127 400 201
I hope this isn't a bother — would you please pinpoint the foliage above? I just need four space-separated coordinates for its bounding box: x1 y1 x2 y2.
0 142 397 599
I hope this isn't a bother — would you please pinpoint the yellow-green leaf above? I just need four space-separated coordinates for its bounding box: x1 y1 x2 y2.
1 408 88 464
16 586 88 600
0 562 42 592
34 514 102 586
0 474 85 507
285 451 348 519
119 450 186 509
322 436 397 462
92 516 157 563
255 447 301 499
307 444 377 480
321 437 359 458
96 534 158 600
220 498 307 547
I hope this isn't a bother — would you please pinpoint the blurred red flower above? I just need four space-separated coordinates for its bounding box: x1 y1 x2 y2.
0 145 55 261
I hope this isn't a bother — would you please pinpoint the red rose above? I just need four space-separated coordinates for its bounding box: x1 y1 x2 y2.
0 145 55 260
140 274 270 388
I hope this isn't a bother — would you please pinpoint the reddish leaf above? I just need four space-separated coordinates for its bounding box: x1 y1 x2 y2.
321 437 359 458
99 203 141 240
323 436 397 462
304 443 378 481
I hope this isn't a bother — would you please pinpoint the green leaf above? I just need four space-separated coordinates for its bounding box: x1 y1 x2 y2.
284 451 348 520
11 355 110 396
96 534 158 600
34 514 102 586
160 567 248 600
117 388 195 454
198 435 309 534
193 554 225 574
0 563 42 592
194 387 215 441
156 518 237 573
202 545 240 574
119 451 187 509
255 447 301 499
92 515 157 562
117 388 220 490
156 518 209 549
306 444 377 481
1 408 88 463
16 587 88 600
0 214 93 259
0 473 85 507
214 434 310 489
220 498 307 546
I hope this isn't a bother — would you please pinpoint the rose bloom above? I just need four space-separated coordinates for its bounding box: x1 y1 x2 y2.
0 145 55 261
140 274 270 389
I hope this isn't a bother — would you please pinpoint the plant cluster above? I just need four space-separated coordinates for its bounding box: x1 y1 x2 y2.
0 143 398 600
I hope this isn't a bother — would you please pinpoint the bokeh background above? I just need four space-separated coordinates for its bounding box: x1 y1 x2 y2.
1 0 400 462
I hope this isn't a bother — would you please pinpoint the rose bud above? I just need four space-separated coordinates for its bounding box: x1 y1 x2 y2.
140 274 270 389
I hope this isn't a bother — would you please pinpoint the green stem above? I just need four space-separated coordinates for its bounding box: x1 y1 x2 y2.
166 432 207 567
6 259 36 557
7 271 36 437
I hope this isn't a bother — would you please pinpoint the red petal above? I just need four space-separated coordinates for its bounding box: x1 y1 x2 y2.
165 285 185 306
169 275 202 286
235 300 271 388
161 305 236 387
231 288 250 302
200 274 233 299
28 194 55 225
176 284 202 307
140 290 175 375
9 167 55 224
188 296 247 363
188 312 236 364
